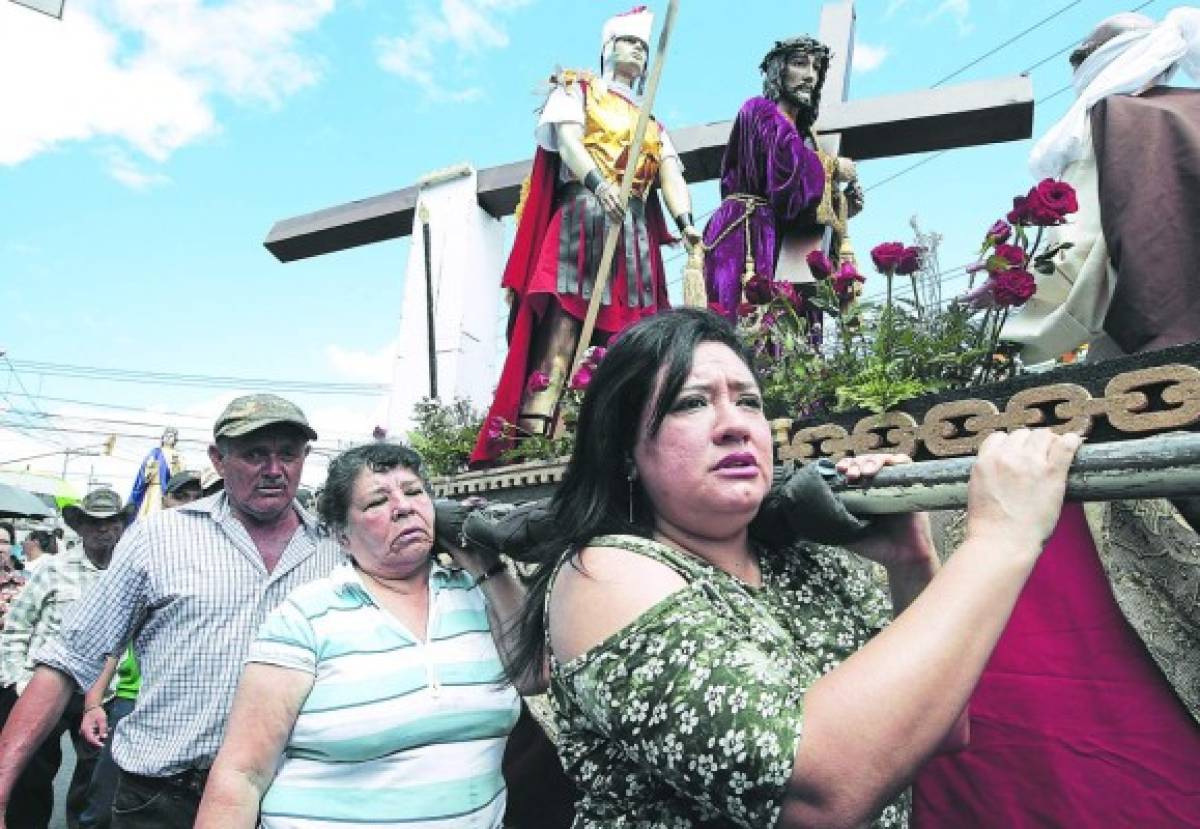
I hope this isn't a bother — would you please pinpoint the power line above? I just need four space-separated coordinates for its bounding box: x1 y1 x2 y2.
930 1 1083 87
0 421 356 452
0 406 372 443
863 0 1163 194
9 360 388 396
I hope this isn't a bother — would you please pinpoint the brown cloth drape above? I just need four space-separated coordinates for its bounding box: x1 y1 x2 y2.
1095 86 1200 354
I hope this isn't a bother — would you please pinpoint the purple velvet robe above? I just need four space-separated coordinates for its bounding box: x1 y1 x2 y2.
701 96 826 319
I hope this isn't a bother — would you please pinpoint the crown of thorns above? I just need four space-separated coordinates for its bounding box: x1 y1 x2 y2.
759 36 831 74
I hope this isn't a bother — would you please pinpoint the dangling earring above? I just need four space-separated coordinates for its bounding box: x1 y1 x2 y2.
626 464 638 524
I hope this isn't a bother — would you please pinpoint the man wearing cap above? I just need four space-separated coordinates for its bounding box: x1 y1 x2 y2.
0 395 342 829
161 471 202 509
0 488 131 829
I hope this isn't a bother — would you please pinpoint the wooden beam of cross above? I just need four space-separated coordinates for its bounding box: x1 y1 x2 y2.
263 2 1033 263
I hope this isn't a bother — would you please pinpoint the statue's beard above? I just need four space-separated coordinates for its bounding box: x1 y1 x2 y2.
782 88 818 130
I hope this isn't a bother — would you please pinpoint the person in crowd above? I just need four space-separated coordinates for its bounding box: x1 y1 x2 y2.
0 395 343 829
0 489 131 829
77 467 201 829
161 471 202 509
18 532 56 577
196 442 535 828
917 11 1200 824
1008 8 1200 362
0 525 26 631
511 308 1080 828
471 5 700 463
199 467 224 498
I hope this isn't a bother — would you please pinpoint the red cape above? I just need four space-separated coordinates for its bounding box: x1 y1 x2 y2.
471 139 674 466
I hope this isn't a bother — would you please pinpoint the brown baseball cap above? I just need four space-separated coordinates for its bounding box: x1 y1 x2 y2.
213 394 318 441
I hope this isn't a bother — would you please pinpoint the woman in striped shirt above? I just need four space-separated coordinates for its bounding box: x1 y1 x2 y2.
197 443 538 829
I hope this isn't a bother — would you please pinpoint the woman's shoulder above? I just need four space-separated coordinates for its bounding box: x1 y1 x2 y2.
277 563 357 618
548 536 690 665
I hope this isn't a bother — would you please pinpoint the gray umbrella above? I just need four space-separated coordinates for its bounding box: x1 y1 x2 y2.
0 482 55 519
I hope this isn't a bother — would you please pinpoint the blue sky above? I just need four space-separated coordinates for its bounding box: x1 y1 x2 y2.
0 0 1188 492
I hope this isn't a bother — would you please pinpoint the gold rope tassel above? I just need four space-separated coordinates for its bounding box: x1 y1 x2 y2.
681 245 707 308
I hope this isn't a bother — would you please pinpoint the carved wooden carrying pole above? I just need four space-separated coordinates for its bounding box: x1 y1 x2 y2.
432 349 1200 508
830 433 1200 515
572 0 680 375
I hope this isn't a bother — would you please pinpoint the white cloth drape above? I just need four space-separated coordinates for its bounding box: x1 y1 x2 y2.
1029 7 1200 180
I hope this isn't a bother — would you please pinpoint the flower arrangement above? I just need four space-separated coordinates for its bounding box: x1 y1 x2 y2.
735 177 1079 418
960 178 1079 377
416 179 1081 471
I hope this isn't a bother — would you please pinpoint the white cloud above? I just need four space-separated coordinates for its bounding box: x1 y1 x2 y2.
885 0 911 18
852 42 889 73
102 149 172 190
324 340 395 384
376 0 530 102
926 0 973 35
0 0 335 169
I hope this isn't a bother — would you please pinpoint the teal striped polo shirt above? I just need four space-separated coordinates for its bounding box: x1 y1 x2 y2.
246 559 520 828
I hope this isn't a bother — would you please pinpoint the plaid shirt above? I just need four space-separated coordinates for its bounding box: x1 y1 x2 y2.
36 493 343 776
0 549 102 692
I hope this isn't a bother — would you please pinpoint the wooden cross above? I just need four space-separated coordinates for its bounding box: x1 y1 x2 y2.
264 1 1032 263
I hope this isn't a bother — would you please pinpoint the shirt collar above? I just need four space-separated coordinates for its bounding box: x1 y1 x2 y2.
182 492 321 535
332 556 464 600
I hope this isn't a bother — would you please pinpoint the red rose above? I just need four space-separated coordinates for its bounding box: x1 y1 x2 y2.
744 277 772 305
805 250 833 280
1023 186 1065 227
992 269 1037 307
870 241 905 274
895 246 922 275
1006 195 1030 225
1034 178 1078 217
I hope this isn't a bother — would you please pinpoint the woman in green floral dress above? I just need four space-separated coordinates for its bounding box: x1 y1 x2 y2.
513 308 1081 828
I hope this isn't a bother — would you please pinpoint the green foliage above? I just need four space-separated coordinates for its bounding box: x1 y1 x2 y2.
405 397 483 477
741 278 999 421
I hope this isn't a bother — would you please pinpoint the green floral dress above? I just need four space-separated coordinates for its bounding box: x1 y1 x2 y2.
547 534 909 828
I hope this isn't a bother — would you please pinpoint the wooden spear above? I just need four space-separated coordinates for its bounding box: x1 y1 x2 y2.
828 432 1200 515
569 0 681 375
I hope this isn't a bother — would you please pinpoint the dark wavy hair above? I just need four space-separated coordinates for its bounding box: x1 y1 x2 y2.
318 442 428 534
509 308 758 681
760 35 832 132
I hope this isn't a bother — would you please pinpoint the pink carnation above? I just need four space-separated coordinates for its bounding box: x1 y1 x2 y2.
568 365 593 391
991 243 1027 270
832 262 864 298
525 370 551 395
986 219 1012 245
484 416 506 444
582 346 607 369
